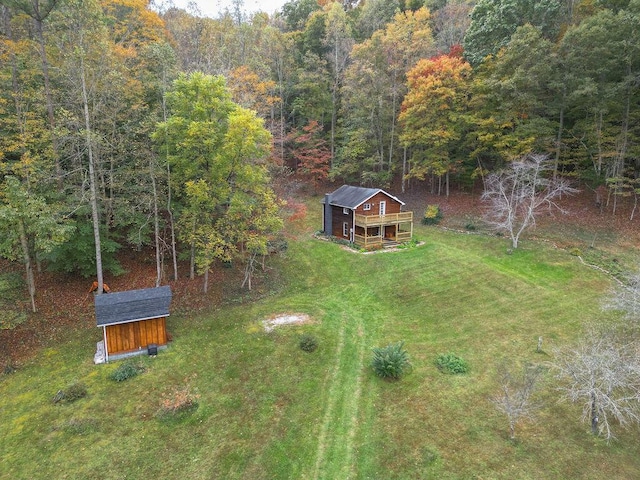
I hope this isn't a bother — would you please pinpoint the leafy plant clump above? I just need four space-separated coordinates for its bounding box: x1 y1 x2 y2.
299 334 318 353
53 382 88 404
422 205 443 225
110 360 145 382
372 341 412 380
435 353 469 374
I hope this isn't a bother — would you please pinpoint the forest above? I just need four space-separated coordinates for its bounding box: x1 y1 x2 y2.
0 0 639 305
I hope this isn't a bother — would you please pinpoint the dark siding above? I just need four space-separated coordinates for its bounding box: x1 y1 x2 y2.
331 205 352 238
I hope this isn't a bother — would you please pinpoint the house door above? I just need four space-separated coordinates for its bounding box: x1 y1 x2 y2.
379 200 386 216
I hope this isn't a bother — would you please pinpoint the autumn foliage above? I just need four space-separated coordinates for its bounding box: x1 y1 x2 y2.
286 121 331 192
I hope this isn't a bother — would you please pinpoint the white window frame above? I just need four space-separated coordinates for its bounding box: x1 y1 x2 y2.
343 222 349 237
363 203 371 211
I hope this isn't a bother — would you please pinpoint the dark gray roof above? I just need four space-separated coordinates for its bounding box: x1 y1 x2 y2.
321 185 405 209
95 286 172 327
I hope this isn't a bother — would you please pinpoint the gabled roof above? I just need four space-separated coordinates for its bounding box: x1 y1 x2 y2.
95 286 172 327
322 185 405 209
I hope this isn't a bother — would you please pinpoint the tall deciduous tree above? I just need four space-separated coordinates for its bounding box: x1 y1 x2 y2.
286 120 330 192
322 1 353 163
463 0 564 66
0 176 71 311
399 50 471 195
153 73 281 291
481 153 578 249
468 25 557 169
340 7 435 186
3 0 62 185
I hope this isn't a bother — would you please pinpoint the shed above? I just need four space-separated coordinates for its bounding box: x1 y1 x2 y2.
95 286 172 362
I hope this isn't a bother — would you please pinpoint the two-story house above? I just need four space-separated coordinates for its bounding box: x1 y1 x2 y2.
321 185 413 248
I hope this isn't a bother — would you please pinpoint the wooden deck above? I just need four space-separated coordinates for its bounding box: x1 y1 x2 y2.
354 211 413 227
352 211 413 248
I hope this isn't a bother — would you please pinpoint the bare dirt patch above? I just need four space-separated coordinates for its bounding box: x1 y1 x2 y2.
263 313 312 332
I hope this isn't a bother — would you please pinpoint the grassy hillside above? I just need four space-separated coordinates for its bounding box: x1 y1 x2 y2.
2 205 639 479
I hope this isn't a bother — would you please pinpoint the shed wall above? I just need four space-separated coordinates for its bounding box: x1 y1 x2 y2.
105 317 167 355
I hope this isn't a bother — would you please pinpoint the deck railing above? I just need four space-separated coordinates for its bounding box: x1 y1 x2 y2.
354 211 413 227
396 231 412 242
353 234 382 248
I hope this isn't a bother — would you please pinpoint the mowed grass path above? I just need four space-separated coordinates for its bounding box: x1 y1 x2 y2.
2 219 640 479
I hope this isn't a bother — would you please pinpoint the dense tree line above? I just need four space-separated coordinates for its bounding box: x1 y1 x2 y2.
1 0 639 299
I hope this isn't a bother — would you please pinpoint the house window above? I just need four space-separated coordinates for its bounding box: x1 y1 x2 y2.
343 207 349 215
343 222 349 237
363 203 371 211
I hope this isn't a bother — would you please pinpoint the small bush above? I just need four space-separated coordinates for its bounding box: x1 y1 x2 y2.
422 205 443 225
372 341 411 380
465 223 477 231
435 353 469 374
299 334 318 352
53 382 88 404
110 360 145 382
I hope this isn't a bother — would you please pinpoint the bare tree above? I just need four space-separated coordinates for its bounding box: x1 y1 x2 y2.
482 154 578 249
553 330 640 441
603 270 640 330
491 363 543 440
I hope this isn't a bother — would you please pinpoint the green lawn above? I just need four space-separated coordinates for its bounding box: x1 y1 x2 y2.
2 214 640 479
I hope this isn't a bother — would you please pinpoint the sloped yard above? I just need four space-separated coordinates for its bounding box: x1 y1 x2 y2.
2 201 640 478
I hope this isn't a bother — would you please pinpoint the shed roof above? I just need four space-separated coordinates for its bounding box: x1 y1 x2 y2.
95 286 172 327
321 185 405 209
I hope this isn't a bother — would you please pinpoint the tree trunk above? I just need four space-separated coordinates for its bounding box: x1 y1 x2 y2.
18 220 36 313
189 242 195 280
161 77 179 282
81 53 104 295
388 78 398 173
591 393 599 435
151 157 161 287
402 147 407 194
553 105 564 179
34 14 61 188
203 267 209 293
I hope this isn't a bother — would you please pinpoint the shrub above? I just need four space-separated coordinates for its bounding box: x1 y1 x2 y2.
371 341 411 380
465 223 477 231
53 382 88 404
110 360 145 382
435 353 469 374
422 205 443 225
299 334 318 353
